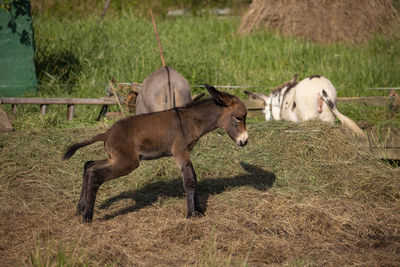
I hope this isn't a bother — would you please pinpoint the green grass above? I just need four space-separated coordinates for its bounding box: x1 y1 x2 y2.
3 13 397 130
29 241 91 267
337 102 400 129
33 14 400 98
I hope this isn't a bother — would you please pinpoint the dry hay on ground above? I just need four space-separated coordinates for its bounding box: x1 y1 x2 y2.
238 0 400 43
0 121 399 265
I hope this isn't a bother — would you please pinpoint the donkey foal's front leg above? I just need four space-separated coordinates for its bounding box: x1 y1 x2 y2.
181 162 201 218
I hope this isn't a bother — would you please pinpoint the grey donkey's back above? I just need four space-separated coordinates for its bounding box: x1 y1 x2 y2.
135 66 192 115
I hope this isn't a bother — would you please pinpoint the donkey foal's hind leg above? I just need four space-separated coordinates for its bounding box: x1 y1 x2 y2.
81 158 138 222
77 160 97 215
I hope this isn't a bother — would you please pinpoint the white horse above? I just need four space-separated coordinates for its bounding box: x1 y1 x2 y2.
245 75 366 138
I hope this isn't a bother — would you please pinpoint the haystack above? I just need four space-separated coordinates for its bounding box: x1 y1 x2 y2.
238 0 400 43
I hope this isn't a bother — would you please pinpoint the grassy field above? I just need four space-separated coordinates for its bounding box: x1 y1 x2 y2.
4 13 398 130
1 9 400 266
1 121 399 266
33 15 400 96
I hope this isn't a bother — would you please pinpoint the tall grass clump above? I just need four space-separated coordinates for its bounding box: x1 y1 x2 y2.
29 241 90 267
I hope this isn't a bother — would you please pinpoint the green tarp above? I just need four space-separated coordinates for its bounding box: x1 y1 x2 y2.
0 0 37 97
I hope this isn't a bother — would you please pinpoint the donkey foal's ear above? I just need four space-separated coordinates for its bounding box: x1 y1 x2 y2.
204 84 230 107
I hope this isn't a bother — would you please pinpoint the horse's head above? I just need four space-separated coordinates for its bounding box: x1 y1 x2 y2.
244 91 279 121
205 84 248 146
245 74 298 121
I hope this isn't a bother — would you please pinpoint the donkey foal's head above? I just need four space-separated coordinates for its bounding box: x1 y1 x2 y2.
205 84 248 146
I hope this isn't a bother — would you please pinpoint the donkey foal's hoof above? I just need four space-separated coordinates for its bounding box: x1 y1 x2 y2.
82 211 93 223
186 210 203 219
76 204 85 216
82 216 93 223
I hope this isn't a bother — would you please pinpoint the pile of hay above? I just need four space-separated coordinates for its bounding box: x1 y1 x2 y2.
238 0 400 43
1 121 399 265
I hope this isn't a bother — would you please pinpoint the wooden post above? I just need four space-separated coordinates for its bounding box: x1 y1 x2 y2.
67 104 74 121
40 104 47 115
149 9 166 67
0 105 13 132
99 0 111 20
109 81 125 115
11 104 17 115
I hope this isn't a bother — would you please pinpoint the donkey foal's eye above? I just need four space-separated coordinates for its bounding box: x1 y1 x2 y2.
233 116 242 123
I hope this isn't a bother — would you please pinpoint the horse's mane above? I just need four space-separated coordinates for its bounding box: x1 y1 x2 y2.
271 74 298 94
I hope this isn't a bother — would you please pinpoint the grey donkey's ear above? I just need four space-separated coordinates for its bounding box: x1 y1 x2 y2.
245 90 265 100
204 84 234 107
291 74 298 83
192 92 205 102
244 90 269 103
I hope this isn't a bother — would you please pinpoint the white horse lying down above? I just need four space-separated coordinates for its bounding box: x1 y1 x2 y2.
245 75 366 138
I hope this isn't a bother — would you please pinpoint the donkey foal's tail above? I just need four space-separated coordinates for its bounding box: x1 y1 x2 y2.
63 133 107 160
321 90 367 139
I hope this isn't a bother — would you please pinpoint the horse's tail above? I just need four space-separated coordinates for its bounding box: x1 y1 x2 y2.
321 89 367 139
165 66 175 109
63 132 108 160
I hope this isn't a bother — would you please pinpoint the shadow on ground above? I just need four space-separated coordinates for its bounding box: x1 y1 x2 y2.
100 162 276 220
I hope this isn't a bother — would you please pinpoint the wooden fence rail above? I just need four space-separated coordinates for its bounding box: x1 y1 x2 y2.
0 97 118 120
0 97 117 105
0 96 390 120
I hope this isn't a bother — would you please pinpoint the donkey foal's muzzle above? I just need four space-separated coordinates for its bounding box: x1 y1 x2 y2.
237 131 248 146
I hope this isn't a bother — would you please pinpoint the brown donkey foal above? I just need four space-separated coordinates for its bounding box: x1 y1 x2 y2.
63 85 248 222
